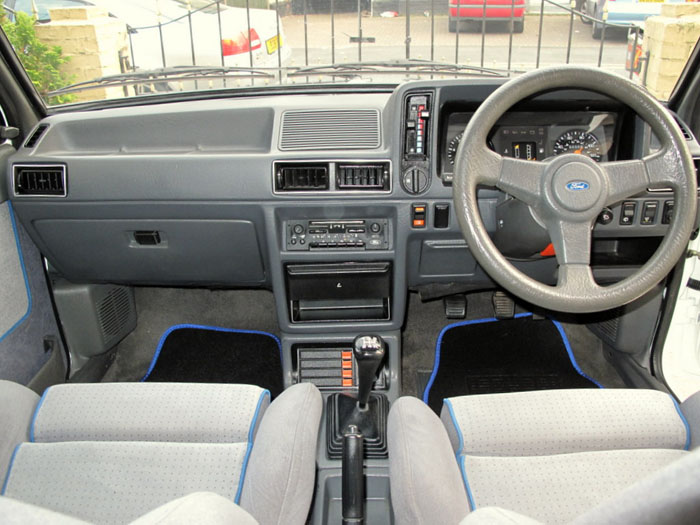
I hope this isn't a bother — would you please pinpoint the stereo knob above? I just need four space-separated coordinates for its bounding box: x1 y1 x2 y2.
369 222 382 233
293 224 305 235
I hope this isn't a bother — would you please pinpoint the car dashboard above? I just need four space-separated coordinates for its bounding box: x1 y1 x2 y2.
7 78 699 339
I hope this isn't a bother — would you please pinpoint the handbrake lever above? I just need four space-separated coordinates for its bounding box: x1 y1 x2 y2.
342 425 364 524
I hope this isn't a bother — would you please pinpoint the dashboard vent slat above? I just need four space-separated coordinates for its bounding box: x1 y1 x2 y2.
13 165 66 197
275 163 329 191
336 163 390 191
280 110 380 151
673 115 694 141
23 124 49 148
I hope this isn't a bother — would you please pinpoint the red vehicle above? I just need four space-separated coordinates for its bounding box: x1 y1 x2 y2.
448 0 526 33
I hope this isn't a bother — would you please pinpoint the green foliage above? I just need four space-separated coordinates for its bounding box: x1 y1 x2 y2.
1 10 75 104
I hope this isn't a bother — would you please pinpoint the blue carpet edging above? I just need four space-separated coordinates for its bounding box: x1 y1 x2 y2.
422 312 602 403
141 324 282 381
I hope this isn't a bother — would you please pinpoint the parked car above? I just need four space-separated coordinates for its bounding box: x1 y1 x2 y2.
4 0 291 69
448 0 526 33
584 0 685 39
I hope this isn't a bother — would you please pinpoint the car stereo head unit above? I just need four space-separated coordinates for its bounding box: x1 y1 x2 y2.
286 219 390 251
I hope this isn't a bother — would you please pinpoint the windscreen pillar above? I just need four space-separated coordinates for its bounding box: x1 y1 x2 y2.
34 7 129 103
642 3 700 101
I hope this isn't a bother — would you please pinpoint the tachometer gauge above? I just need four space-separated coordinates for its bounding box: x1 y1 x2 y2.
553 130 603 162
447 131 464 165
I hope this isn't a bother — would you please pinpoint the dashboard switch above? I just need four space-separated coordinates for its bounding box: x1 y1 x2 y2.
412 204 427 228
641 201 658 225
620 201 636 225
434 204 449 228
662 200 674 224
402 167 429 194
597 207 613 225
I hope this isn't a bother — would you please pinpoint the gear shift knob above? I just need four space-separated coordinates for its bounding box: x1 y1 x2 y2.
353 335 386 410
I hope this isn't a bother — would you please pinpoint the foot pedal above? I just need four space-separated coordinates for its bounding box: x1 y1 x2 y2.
444 294 467 319
492 291 515 319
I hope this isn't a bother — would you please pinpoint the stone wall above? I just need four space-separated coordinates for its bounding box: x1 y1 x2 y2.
643 3 700 101
35 7 129 103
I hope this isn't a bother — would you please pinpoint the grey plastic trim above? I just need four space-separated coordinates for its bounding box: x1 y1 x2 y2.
271 159 393 196
12 164 67 198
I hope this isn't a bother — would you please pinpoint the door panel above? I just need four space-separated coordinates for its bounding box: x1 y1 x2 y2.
0 164 67 386
0 201 29 340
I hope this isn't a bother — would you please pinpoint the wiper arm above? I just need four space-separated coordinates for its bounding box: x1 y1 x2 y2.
48 66 278 96
288 60 517 79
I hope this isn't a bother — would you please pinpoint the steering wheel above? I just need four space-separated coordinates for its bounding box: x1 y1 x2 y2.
453 67 697 313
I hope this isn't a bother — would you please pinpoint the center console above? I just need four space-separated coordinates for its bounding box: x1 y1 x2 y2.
275 204 399 524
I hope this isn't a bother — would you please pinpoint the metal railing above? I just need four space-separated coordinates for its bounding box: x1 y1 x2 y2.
119 0 648 91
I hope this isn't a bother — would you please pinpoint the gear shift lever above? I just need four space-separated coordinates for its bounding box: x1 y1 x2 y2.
327 335 389 459
353 335 386 410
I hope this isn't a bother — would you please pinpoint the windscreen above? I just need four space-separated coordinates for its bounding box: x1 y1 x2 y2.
0 0 696 106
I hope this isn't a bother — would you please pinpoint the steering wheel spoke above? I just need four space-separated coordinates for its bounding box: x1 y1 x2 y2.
496 155 544 207
556 263 600 295
604 150 676 206
547 218 594 266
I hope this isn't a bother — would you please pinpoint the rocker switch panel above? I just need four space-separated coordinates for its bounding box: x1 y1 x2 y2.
412 204 427 228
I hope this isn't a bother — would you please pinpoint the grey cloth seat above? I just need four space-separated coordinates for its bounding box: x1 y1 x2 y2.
388 389 700 525
0 492 259 525
0 380 322 525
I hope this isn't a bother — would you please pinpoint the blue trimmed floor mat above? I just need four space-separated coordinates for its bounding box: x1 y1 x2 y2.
423 313 601 413
142 324 283 397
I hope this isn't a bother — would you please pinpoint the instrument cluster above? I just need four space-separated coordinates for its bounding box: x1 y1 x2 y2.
442 111 617 176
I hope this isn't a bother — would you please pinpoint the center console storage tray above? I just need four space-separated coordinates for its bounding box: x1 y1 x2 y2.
286 262 391 323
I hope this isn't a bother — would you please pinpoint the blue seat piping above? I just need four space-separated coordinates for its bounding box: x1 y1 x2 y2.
235 389 270 504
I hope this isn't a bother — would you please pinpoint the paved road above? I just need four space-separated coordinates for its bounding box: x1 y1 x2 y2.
281 13 633 77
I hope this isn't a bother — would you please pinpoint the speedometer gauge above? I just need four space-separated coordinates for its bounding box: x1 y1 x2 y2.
553 130 603 162
447 131 464 165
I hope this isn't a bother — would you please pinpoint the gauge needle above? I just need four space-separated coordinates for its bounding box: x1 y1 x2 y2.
574 148 583 154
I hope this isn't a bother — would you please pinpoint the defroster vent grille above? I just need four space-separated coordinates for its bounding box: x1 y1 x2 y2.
280 109 380 150
673 116 693 141
24 124 49 148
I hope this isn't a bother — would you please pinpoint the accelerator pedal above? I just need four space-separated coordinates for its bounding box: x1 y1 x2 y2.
444 294 467 319
492 291 515 319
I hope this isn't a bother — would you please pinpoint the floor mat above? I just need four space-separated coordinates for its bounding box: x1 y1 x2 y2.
142 324 283 397
423 313 601 413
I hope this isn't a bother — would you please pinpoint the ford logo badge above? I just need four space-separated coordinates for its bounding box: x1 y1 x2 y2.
566 181 589 191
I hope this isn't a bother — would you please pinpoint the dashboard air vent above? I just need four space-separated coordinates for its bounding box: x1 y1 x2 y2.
280 110 380 151
13 165 66 197
337 163 390 191
673 115 694 141
23 124 49 148
275 162 329 191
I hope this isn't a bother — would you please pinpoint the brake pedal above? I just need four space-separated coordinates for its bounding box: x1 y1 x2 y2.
492 291 515 319
444 294 467 319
